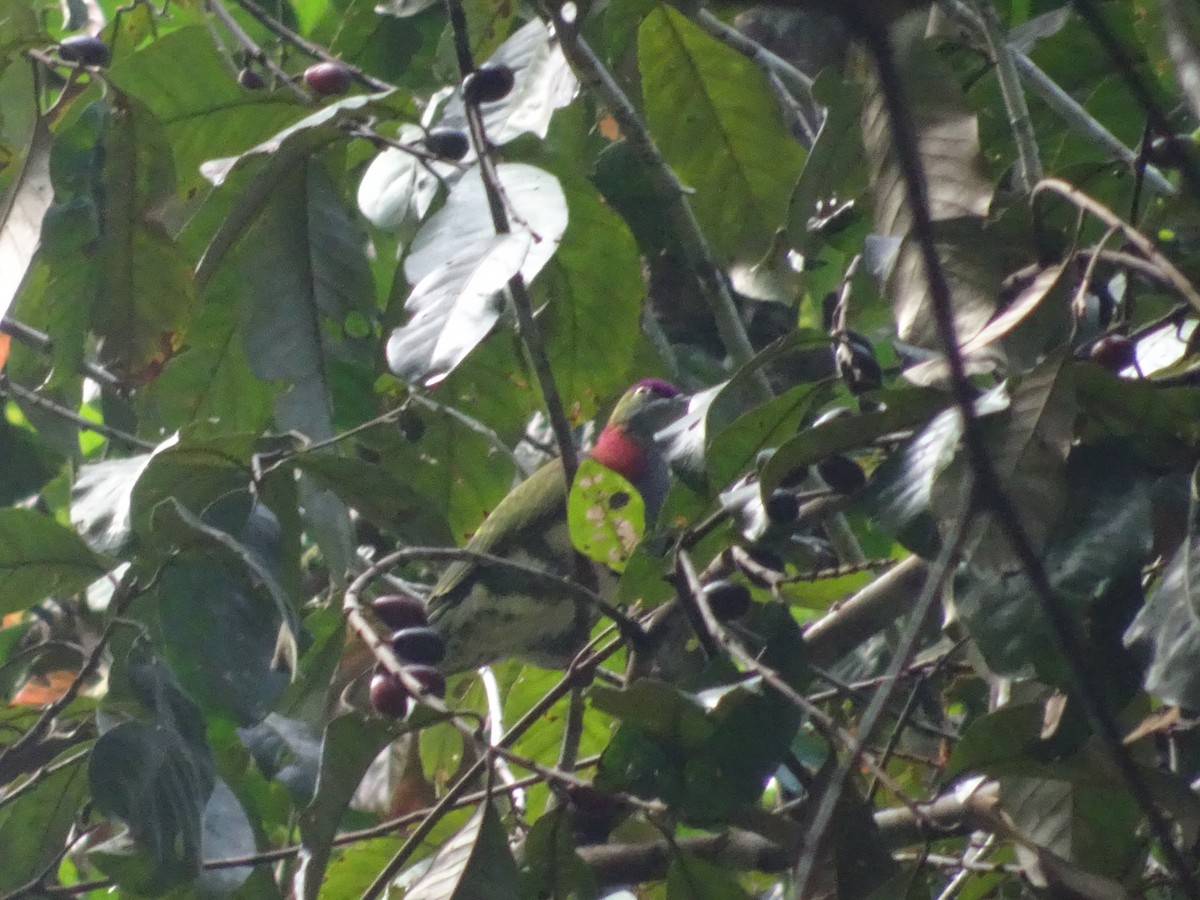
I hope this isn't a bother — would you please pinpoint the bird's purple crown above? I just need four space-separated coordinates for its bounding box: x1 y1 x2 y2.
634 378 680 398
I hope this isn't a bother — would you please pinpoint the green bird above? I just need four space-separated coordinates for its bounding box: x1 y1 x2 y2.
428 380 686 673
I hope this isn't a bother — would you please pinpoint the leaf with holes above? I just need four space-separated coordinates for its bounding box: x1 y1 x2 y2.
568 458 645 572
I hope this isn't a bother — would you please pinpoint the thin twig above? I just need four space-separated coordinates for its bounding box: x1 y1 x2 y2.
0 375 156 451
354 637 624 900
0 318 122 390
204 0 309 100
973 1 1041 192
937 0 1174 195
0 568 156 784
674 550 930 820
794 497 968 892
1070 0 1200 198
232 0 394 92
692 9 816 102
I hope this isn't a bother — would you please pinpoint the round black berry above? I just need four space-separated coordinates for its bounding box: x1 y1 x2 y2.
423 128 470 161
58 35 110 67
463 65 515 104
391 626 447 666
764 489 801 524
702 579 752 621
817 455 866 495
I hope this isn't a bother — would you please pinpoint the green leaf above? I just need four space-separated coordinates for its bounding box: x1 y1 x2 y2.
136 298 276 435
0 115 53 322
402 802 524 900
89 660 215 893
104 26 310 194
292 452 454 546
0 508 111 615
762 386 945 494
152 498 301 677
639 5 806 263
536 174 646 417
296 714 404 900
569 458 645 572
155 559 290 725
90 94 197 376
859 19 999 353
0 751 89 892
666 854 752 900
706 384 819 489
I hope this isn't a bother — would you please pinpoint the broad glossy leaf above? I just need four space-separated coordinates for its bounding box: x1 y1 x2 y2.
155 558 290 725
292 453 454 545
0 508 111 615
535 174 645 416
639 5 806 262
136 296 277 435
357 404 515 542
958 445 1153 682
1000 776 1142 884
787 71 865 249
197 779 256 897
404 163 567 287
666 854 752 900
71 454 154 553
1126 466 1200 708
706 385 818 490
90 94 197 376
388 233 529 385
153 499 300 677
357 124 443 230
238 713 323 803
762 387 946 495
860 19 998 353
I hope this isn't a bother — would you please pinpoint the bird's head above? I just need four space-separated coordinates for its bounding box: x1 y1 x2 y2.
591 379 686 483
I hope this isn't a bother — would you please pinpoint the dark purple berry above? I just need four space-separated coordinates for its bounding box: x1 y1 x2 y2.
1088 334 1137 373
817 455 866 494
703 580 752 621
373 594 429 630
463 64 515 104
764 489 800 524
58 35 110 67
391 626 446 666
304 61 353 97
369 668 410 717
423 128 470 161
238 67 266 90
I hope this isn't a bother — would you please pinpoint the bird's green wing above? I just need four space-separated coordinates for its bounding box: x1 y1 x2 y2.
429 459 568 603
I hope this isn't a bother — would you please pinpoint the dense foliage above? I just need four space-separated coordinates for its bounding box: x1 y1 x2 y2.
4 0 1200 897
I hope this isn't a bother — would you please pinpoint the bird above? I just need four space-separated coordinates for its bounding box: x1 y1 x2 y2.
427 379 687 673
